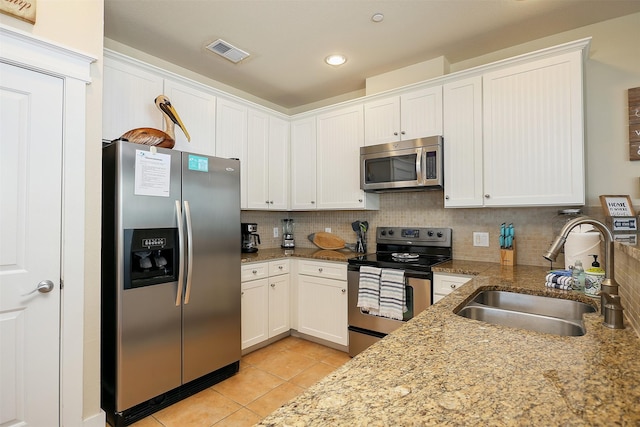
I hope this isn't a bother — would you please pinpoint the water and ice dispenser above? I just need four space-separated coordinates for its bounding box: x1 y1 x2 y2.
123 228 178 289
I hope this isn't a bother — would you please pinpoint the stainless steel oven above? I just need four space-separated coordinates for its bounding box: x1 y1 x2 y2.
360 136 443 192
347 226 452 357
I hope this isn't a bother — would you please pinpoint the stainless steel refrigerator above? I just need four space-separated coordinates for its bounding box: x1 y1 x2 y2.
101 140 241 426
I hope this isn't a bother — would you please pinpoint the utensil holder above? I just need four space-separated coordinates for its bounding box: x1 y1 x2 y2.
500 239 516 266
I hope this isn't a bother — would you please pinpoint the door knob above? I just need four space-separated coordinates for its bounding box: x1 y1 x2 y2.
23 280 54 296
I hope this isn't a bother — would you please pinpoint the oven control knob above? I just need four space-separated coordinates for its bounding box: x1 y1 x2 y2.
427 231 434 237
437 232 443 238
388 230 394 236
381 230 387 236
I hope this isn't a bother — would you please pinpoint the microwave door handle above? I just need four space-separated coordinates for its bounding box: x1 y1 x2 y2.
416 148 424 184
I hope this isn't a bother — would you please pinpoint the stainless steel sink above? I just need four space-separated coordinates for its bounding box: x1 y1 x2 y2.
455 290 597 336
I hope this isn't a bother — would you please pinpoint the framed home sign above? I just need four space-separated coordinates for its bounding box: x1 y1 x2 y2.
600 195 636 217
0 0 36 24
630 87 640 161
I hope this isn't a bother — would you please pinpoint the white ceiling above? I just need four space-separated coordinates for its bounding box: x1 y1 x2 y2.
104 0 640 109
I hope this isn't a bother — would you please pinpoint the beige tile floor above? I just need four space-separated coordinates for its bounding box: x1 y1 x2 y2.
127 337 351 427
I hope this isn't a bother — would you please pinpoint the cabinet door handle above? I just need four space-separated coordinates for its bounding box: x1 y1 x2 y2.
278 265 283 270
393 132 398 136
450 284 457 289
270 201 274 204
271 283 276 288
341 289 346 293
445 195 450 200
400 131 405 135
241 291 244 296
318 268 323 273
358 198 363 203
484 194 490 199
252 270 257 274
311 200 315 204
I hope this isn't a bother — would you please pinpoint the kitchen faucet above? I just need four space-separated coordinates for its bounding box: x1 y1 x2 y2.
543 216 624 329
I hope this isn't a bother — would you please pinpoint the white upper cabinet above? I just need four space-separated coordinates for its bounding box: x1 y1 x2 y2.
444 47 586 208
443 76 484 207
216 97 248 207
482 50 585 207
103 56 217 157
246 109 289 210
163 78 216 156
316 104 379 210
103 57 163 141
364 86 443 146
290 116 317 210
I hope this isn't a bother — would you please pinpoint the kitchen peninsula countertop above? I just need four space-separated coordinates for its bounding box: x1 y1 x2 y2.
257 261 640 426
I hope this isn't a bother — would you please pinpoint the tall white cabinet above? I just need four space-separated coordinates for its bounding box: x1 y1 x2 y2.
443 76 484 207
443 42 587 208
216 97 248 207
290 116 317 210
246 110 289 210
316 104 379 210
482 50 584 207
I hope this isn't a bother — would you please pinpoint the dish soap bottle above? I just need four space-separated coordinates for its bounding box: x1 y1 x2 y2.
571 260 586 292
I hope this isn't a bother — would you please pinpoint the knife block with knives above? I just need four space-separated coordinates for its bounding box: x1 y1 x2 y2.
500 240 516 266
499 223 516 266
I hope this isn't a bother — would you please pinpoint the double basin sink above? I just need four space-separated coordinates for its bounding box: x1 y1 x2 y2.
455 290 597 336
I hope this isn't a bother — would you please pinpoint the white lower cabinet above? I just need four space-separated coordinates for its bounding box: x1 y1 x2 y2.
241 260 290 350
433 273 472 303
296 260 348 346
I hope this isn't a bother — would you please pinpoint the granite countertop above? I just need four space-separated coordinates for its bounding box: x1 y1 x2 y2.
241 247 361 263
258 262 640 426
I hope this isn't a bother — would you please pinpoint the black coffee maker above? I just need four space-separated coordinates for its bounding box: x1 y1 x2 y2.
241 223 261 253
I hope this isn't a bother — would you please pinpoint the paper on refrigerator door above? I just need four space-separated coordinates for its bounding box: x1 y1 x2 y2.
134 149 171 197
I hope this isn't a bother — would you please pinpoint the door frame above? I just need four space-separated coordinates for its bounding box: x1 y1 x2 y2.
0 25 100 426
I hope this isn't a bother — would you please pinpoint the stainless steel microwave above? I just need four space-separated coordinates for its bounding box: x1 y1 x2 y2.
360 136 443 192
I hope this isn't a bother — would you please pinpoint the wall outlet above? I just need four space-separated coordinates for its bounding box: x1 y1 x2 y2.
273 227 279 238
473 232 490 247
325 227 331 233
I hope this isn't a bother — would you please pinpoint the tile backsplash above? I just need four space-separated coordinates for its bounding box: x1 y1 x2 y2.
615 244 640 336
241 191 607 268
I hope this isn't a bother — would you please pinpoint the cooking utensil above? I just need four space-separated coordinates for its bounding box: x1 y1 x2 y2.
351 221 362 239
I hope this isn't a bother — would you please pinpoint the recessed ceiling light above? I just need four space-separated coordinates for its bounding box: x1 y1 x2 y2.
325 54 347 66
371 13 384 23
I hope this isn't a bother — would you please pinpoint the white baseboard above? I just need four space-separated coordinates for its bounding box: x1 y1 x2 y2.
83 409 106 427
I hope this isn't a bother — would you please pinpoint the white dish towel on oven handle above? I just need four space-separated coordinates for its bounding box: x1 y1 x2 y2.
357 266 381 315
379 269 406 321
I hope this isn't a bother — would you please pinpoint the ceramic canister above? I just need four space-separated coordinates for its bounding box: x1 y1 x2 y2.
585 268 605 297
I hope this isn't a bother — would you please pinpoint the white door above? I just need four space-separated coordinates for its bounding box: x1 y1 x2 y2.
0 62 63 426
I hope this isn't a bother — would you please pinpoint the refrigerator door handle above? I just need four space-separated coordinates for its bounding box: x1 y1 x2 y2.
183 200 194 305
175 199 185 307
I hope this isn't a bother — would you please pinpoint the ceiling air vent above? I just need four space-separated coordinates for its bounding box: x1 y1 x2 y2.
205 39 250 63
